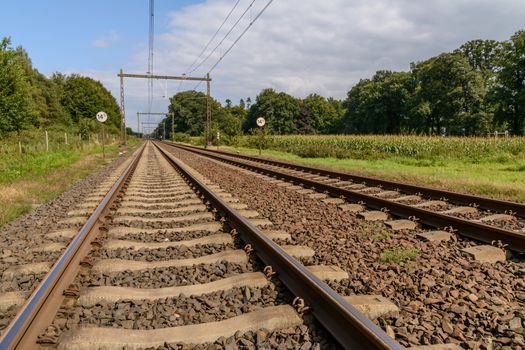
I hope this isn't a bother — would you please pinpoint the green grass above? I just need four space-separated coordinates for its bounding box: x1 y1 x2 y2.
217 138 525 203
371 228 394 241
380 247 419 264
0 138 141 227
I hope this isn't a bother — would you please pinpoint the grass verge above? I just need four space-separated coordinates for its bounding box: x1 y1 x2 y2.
0 140 140 227
217 145 525 203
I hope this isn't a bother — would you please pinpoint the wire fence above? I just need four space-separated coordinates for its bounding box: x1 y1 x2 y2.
0 130 118 156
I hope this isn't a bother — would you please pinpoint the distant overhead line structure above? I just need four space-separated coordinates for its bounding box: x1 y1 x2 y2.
117 70 213 146
137 112 175 140
136 112 174 138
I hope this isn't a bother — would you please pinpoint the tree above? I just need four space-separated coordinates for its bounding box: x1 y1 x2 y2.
375 71 416 134
219 102 246 137
457 39 502 83
217 106 245 138
326 98 346 133
490 30 525 135
299 94 341 134
341 71 415 134
60 75 121 134
168 90 222 136
411 52 487 135
244 89 300 134
0 37 34 136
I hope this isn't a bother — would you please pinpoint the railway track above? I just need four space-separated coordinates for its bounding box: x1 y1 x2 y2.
166 142 525 256
0 141 417 349
156 142 525 349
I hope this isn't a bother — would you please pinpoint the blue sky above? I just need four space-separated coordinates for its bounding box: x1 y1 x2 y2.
3 0 525 132
0 0 200 74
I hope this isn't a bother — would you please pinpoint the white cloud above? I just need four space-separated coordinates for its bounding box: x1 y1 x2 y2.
153 0 525 99
80 0 525 131
91 30 120 49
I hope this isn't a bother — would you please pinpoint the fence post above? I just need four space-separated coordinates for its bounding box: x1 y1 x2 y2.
65 132 68 145
45 131 49 152
18 140 22 155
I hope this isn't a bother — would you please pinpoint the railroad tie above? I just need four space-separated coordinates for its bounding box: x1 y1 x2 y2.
57 306 303 350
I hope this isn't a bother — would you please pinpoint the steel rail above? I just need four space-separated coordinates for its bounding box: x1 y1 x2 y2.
153 141 403 350
169 142 525 218
0 143 146 350
166 142 525 253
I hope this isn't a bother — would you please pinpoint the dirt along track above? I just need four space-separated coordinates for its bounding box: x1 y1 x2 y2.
161 142 525 350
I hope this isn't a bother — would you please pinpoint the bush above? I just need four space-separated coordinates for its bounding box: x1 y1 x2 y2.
173 132 190 143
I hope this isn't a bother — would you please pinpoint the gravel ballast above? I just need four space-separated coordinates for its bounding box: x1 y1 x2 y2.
164 145 525 349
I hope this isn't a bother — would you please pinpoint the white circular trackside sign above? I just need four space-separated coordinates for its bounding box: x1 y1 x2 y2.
256 117 265 127
96 111 108 123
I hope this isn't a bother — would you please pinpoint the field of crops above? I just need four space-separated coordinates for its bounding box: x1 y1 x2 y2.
236 135 525 162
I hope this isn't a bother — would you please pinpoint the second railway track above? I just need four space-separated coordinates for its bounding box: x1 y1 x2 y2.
167 142 525 254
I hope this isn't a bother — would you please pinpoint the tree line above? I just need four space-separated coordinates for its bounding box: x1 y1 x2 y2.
160 29 525 138
0 37 121 138
3 28 524 140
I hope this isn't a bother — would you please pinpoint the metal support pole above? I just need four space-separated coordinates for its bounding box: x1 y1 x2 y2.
102 125 106 159
206 73 211 148
171 112 175 141
119 68 126 145
137 112 139 136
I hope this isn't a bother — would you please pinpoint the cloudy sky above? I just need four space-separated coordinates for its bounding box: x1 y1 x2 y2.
2 0 525 132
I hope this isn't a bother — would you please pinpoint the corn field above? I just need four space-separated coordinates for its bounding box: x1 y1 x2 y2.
237 135 525 161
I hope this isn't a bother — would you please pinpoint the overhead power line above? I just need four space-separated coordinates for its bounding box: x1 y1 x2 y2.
183 0 242 75
177 0 243 94
207 0 274 74
187 0 258 75
191 0 274 91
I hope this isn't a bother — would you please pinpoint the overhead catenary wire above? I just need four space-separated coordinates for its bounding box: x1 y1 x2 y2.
184 0 242 74
208 0 273 74
191 0 274 91
187 0 258 75
176 0 243 94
